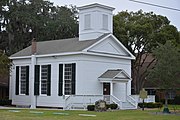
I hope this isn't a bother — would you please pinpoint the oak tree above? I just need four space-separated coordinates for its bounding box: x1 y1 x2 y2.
113 10 179 94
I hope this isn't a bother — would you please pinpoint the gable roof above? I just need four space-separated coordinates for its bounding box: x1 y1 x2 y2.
11 36 103 58
10 33 135 60
78 3 115 11
98 69 131 83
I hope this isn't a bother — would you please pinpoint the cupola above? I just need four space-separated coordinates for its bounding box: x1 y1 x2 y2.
78 3 115 41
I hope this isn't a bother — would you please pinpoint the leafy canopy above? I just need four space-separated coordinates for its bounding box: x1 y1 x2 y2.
113 10 179 94
0 0 78 55
148 41 180 89
0 50 10 77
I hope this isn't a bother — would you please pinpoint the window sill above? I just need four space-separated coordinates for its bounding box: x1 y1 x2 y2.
39 94 48 97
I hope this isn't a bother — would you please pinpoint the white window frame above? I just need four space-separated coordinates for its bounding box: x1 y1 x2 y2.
64 64 72 95
19 66 27 95
40 65 48 96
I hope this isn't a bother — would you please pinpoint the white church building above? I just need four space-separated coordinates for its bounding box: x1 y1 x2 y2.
9 3 137 109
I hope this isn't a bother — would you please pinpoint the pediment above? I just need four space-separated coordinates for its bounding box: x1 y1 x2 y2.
115 71 130 79
86 35 133 58
98 69 131 83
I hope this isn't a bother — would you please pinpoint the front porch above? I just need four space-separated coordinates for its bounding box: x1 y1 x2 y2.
64 69 138 110
63 94 137 110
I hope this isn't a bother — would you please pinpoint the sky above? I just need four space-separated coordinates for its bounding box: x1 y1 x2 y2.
49 0 180 31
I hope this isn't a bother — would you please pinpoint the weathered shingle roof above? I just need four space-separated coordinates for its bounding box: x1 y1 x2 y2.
99 70 121 79
99 69 131 80
11 34 109 57
11 33 111 57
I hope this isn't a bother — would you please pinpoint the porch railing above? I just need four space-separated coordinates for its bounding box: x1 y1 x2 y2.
64 95 103 110
64 95 137 110
126 95 138 108
110 95 122 109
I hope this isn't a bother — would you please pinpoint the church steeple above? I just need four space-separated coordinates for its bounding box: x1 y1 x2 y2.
78 3 115 41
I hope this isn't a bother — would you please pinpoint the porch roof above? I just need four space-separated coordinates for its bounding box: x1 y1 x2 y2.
98 69 131 83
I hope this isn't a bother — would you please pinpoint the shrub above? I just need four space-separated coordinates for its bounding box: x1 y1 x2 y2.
147 102 155 108
0 99 12 106
106 103 118 109
154 102 163 108
106 104 111 109
138 102 163 108
87 105 95 111
138 102 147 108
110 103 118 109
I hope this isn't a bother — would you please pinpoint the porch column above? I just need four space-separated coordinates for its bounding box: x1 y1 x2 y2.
110 82 113 96
125 82 127 101
30 55 36 109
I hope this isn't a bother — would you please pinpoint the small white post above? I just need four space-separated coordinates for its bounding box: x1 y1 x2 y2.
110 82 113 103
110 82 113 96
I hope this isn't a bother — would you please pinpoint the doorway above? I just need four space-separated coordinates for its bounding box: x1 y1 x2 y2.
103 83 110 95
103 83 110 103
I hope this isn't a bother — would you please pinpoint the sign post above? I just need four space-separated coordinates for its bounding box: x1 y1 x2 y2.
139 88 147 111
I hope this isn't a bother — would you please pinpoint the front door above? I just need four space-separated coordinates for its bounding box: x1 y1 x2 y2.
103 83 110 103
103 83 110 95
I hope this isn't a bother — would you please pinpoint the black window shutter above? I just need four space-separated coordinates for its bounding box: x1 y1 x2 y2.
15 66 19 95
59 64 63 96
71 63 76 95
47 65 51 96
26 66 29 95
34 65 40 95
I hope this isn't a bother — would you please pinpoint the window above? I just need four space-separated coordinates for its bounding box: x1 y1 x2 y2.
15 66 29 95
102 14 108 30
84 14 91 29
40 65 48 95
64 64 72 95
59 63 76 96
20 66 27 94
34 65 51 96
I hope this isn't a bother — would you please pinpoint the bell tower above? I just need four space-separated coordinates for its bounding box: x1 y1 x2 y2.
78 3 115 41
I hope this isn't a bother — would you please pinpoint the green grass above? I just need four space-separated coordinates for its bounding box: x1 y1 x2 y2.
0 106 180 120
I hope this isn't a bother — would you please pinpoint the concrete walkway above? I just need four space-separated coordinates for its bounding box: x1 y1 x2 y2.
0 106 27 110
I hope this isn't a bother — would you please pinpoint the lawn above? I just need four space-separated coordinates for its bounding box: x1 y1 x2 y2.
0 106 180 120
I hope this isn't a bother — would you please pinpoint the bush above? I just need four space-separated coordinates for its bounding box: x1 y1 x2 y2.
138 102 147 108
155 102 163 108
0 99 12 106
87 103 118 111
106 104 111 109
87 105 95 111
110 103 118 109
138 102 163 108
106 103 118 109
